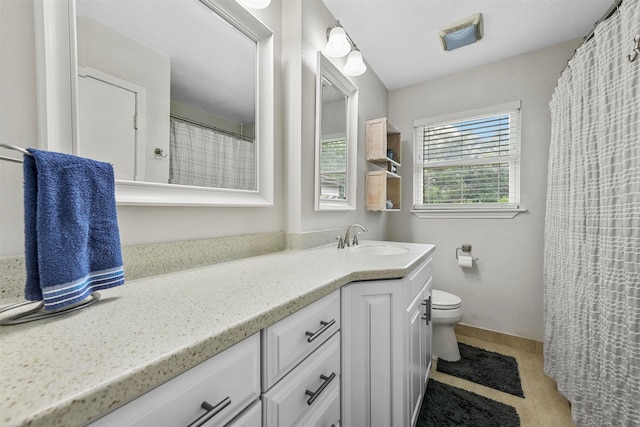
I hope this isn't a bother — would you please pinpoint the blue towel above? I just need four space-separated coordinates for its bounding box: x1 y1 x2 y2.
23 148 125 311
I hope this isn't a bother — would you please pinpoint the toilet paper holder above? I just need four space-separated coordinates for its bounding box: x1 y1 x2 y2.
456 244 479 261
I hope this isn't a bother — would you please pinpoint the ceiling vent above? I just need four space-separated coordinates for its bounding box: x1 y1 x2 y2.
439 13 484 51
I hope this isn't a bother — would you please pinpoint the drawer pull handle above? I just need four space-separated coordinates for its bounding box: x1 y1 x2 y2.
186 396 231 427
305 319 336 343
305 372 336 405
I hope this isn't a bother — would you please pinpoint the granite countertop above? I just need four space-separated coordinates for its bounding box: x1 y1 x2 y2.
0 240 434 427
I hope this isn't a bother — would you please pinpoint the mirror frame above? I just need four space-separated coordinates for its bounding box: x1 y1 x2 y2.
33 0 274 206
314 52 358 211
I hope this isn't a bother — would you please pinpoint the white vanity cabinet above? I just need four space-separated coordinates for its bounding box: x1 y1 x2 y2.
262 289 341 427
83 257 436 427
342 257 433 427
88 291 341 427
90 333 261 427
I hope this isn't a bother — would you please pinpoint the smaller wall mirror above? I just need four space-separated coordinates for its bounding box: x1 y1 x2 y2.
315 52 358 211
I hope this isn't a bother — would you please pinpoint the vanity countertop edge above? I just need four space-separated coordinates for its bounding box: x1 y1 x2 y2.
0 240 435 427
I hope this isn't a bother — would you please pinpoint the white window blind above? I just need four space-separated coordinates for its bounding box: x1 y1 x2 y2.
319 138 347 199
413 101 521 212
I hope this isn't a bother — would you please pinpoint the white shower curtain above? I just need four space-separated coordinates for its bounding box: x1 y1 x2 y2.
169 118 256 190
545 1 640 425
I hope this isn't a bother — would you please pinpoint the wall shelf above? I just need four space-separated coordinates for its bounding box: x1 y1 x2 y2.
365 117 402 166
365 118 402 211
365 170 401 211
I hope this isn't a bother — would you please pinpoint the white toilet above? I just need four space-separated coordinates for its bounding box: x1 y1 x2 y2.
431 289 464 362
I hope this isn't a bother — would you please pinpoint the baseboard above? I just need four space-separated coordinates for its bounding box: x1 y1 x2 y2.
455 324 543 354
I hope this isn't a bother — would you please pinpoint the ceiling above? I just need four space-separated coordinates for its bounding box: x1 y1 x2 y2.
321 0 614 90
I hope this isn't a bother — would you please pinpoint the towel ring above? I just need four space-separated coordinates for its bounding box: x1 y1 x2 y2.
0 292 101 326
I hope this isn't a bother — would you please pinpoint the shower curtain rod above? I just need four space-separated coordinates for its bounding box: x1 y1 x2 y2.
562 0 623 72
170 114 254 143
584 0 623 42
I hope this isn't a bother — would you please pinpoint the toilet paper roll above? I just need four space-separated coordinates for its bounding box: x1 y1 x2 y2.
458 255 473 268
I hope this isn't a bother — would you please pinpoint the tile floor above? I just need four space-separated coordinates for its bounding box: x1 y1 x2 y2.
429 334 575 427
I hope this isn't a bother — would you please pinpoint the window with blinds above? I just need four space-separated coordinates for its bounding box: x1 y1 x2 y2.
413 101 521 211
319 138 347 199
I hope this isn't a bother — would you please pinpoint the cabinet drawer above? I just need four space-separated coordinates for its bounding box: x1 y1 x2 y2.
408 257 432 301
263 332 341 427
226 400 261 427
295 378 340 427
91 333 260 427
262 290 340 389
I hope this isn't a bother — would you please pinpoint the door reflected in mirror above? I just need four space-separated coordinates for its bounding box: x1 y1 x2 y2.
315 52 358 211
75 0 257 191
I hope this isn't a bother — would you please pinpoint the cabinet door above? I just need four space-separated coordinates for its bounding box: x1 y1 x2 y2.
408 279 433 427
365 118 388 161
407 289 426 427
407 258 432 303
78 74 135 179
423 279 433 382
342 280 405 427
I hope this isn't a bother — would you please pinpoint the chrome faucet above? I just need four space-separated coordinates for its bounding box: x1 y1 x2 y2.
342 223 368 247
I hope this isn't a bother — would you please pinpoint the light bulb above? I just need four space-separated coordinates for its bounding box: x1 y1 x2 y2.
324 26 351 58
343 50 366 76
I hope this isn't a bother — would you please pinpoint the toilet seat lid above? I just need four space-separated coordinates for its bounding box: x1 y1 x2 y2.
432 289 462 309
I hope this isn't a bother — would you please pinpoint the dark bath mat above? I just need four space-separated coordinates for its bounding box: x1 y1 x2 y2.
417 380 520 427
437 343 525 398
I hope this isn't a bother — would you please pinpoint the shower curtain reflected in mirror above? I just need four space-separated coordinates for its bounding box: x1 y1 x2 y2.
169 118 256 190
544 1 640 425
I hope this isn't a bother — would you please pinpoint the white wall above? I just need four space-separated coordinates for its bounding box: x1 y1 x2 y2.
388 39 581 340
0 0 38 257
321 98 346 137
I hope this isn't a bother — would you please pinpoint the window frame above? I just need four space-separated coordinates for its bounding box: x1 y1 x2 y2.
412 101 526 219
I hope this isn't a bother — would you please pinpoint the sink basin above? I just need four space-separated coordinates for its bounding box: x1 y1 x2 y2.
349 244 410 255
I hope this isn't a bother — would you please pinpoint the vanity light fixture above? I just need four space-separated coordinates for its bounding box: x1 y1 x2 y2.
439 13 484 51
325 24 351 57
324 21 367 77
343 49 367 77
237 0 271 9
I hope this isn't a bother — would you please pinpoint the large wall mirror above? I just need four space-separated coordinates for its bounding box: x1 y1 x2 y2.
33 0 274 206
315 52 358 211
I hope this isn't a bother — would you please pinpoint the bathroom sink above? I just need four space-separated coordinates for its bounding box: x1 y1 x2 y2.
349 244 410 255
